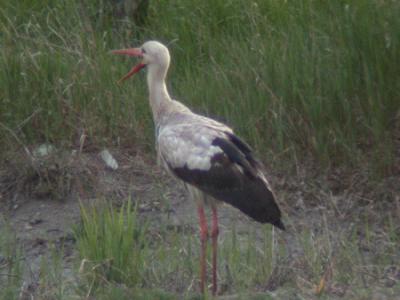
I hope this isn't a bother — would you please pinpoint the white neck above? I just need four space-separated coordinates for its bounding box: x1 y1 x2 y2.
146 64 171 122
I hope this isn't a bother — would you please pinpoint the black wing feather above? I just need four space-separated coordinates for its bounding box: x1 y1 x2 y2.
225 132 262 169
170 133 284 230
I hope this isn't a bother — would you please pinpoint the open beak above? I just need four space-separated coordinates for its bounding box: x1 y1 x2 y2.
111 48 146 83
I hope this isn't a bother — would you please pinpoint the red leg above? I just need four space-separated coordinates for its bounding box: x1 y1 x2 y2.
211 205 219 296
197 203 208 294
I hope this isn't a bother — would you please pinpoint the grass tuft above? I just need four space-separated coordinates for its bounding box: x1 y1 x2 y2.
74 199 146 292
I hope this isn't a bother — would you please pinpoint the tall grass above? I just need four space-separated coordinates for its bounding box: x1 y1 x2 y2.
1 0 399 174
0 1 151 148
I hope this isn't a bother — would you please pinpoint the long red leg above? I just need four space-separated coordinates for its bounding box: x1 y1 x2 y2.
197 203 208 294
211 205 219 296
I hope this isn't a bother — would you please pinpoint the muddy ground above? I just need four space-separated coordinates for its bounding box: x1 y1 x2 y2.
1 147 399 299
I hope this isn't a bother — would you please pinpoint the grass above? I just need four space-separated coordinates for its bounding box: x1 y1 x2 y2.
35 244 75 300
75 200 146 288
74 201 287 298
1 195 399 299
69 199 400 298
1 0 399 176
0 0 399 298
0 218 23 300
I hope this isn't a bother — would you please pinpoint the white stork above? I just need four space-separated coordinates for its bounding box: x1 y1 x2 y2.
112 41 284 295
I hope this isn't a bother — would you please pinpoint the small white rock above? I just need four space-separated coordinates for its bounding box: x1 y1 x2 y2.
100 149 119 170
33 144 55 157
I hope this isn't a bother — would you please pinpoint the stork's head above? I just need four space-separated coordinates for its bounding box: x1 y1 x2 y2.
112 41 170 83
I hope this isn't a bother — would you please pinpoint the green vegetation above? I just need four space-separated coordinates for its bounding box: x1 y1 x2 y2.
1 1 399 299
75 200 145 287
2 201 398 299
1 0 399 175
0 219 23 300
74 203 289 298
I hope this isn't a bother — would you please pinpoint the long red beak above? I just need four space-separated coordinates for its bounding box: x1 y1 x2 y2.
112 48 146 83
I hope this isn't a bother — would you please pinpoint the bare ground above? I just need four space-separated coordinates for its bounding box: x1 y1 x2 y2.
1 146 399 299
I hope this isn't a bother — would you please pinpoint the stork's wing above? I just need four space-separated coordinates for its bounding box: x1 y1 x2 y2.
158 124 284 229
